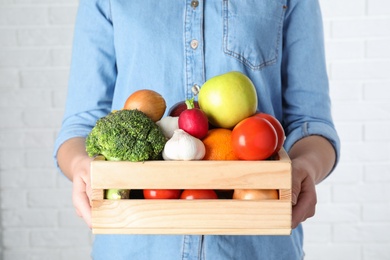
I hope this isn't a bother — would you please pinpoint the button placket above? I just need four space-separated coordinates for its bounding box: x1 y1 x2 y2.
184 0 205 99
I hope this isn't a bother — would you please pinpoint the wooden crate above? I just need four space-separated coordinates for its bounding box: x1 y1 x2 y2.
91 148 292 235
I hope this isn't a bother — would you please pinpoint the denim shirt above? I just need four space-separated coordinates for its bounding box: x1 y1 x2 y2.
54 0 340 259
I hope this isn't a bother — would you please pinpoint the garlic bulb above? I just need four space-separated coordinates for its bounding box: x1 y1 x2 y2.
156 116 179 139
162 129 205 160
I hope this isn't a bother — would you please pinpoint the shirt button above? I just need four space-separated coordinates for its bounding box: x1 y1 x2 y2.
191 0 199 9
190 39 198 49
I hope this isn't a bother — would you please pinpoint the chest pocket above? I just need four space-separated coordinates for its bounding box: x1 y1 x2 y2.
223 0 287 70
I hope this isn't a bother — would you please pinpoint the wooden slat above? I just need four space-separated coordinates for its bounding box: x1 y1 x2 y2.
92 200 291 235
93 228 292 235
90 149 291 190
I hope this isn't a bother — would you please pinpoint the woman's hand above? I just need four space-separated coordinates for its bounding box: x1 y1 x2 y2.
290 158 317 229
288 135 336 229
57 137 94 228
71 155 93 228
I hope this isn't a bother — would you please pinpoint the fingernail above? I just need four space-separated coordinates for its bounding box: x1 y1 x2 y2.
292 193 297 205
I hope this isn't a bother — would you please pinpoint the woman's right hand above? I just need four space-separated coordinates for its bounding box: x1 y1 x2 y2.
71 155 94 228
57 137 94 228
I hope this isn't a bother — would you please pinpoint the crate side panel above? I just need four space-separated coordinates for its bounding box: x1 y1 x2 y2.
91 160 291 190
92 200 291 230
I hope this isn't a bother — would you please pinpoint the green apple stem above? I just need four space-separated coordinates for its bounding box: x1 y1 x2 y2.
185 98 195 109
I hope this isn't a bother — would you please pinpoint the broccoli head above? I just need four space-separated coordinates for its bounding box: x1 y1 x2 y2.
86 109 167 162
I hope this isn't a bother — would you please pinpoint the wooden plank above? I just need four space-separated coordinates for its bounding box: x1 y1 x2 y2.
93 227 292 235
90 149 291 190
91 189 104 200
92 200 291 233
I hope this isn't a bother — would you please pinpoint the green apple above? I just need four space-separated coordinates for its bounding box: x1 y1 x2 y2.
198 71 258 129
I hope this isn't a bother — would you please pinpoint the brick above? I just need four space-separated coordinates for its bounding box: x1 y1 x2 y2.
325 40 365 60
0 6 48 26
364 122 390 141
319 0 365 17
363 81 390 100
302 223 332 243
332 102 390 122
364 163 390 182
326 162 363 184
334 223 390 242
23 129 56 149
3 251 31 260
362 203 390 221
56 174 73 189
0 128 56 150
331 60 390 80
20 68 69 88
366 39 390 59
25 149 56 168
2 209 57 227
2 228 29 248
51 47 72 67
27 189 72 208
0 69 19 89
0 28 18 47
52 90 67 108
13 0 78 3
333 182 390 203
316 183 332 203
322 20 332 39
49 5 78 25
329 80 363 101
58 209 89 228
1 190 27 209
0 48 51 68
60 248 92 260
30 229 91 247
17 27 74 47
340 142 389 163
312 203 360 223
1 169 56 189
3 249 60 260
332 122 363 142
22 108 64 128
367 0 390 15
331 18 390 39
0 90 52 108
304 244 362 260
0 149 25 170
363 244 390 260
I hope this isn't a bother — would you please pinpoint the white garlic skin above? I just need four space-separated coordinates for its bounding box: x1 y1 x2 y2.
162 129 205 160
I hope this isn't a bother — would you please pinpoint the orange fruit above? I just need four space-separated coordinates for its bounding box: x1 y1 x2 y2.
202 128 239 160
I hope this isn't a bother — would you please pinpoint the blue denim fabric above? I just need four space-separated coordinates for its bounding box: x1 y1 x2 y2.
92 227 303 260
54 0 340 259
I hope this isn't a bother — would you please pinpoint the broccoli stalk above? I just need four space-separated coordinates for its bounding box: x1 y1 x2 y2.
86 109 167 162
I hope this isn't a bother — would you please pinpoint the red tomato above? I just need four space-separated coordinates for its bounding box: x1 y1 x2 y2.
143 189 182 199
231 116 277 160
254 113 285 154
180 190 218 199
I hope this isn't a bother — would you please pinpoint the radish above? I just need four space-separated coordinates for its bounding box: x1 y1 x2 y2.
178 98 209 139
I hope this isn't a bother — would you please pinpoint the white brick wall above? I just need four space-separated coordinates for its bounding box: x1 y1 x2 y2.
0 1 389 259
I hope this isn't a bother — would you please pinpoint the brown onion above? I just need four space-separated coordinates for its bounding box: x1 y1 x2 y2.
232 189 279 200
123 89 166 122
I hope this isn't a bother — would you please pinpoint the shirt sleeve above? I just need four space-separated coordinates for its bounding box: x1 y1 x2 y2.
53 0 116 170
281 0 340 172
